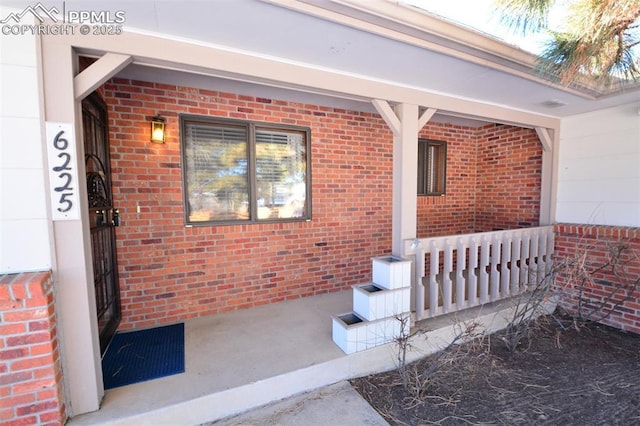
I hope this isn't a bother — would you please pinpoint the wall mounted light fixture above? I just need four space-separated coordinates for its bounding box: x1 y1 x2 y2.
150 115 166 143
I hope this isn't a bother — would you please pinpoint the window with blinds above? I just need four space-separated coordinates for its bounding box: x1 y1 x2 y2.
181 115 310 224
255 128 307 220
417 139 447 196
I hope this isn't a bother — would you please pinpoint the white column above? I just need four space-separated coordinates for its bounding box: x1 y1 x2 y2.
392 103 419 255
41 37 103 415
536 127 559 226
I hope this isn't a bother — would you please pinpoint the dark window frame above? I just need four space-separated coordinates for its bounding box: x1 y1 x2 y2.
417 138 447 196
180 114 312 226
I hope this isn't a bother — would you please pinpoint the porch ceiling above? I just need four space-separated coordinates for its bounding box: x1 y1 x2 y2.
15 0 640 120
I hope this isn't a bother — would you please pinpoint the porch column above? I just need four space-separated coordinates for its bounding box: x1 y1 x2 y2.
40 37 103 414
536 127 559 225
373 101 420 255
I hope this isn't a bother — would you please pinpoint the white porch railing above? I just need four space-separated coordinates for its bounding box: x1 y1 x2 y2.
403 226 554 321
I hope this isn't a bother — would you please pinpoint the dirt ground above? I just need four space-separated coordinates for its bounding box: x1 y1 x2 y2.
351 315 640 425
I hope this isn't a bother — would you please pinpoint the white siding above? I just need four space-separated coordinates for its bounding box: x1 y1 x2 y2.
0 7 52 273
557 104 640 227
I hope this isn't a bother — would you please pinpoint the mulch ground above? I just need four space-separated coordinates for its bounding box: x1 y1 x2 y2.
351 315 640 425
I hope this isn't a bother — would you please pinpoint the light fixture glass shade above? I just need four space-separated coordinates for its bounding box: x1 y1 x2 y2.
151 116 165 143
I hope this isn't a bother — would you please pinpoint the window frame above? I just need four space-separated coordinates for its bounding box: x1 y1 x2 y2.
180 114 312 226
417 138 447 196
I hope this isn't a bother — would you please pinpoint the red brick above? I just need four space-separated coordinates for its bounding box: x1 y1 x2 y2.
0 371 32 386
3 310 48 323
0 394 36 410
16 400 58 416
0 348 27 361
0 408 14 421
0 300 22 310
27 321 50 333
0 324 27 336
5 417 38 426
11 356 55 373
12 378 55 395
39 409 65 424
29 343 55 357
25 297 50 309
0 285 11 301
0 385 10 398
35 388 57 401
6 334 50 348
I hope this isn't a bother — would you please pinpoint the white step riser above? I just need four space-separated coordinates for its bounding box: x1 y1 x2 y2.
371 256 411 290
332 257 412 354
353 284 410 321
332 314 402 355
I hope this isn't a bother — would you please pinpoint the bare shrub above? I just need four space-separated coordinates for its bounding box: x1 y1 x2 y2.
394 315 488 405
501 238 640 352
559 240 640 324
501 265 558 352
393 313 413 393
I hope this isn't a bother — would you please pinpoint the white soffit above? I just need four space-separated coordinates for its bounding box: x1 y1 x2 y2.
115 58 490 127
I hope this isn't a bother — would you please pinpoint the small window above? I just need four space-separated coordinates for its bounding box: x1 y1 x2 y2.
181 115 311 224
417 139 446 196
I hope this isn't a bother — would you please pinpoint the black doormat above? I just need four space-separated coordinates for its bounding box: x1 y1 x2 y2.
102 323 185 390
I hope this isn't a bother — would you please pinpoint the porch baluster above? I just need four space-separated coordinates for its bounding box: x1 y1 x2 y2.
546 229 555 276
442 240 453 314
468 237 479 307
490 234 501 301
511 233 521 295
429 241 439 318
520 232 530 287
415 245 426 321
500 233 512 297
538 230 548 284
479 236 490 304
529 232 540 286
455 238 466 309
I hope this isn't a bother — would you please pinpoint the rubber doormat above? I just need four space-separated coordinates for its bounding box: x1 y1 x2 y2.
102 323 185 389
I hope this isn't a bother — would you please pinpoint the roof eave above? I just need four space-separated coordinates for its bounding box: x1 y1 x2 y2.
264 0 638 99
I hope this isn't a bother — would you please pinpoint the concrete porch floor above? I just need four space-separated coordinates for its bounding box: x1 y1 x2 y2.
69 289 521 426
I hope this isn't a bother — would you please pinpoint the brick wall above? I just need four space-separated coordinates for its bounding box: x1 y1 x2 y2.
0 271 66 425
417 123 477 237
104 79 395 329
416 123 541 237
103 78 543 329
475 124 541 232
555 224 640 334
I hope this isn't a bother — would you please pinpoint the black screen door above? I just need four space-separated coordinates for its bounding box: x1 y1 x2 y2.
82 92 121 354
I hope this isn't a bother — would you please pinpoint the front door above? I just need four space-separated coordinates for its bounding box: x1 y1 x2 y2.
82 92 122 354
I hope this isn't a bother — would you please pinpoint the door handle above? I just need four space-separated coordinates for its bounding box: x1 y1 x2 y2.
112 208 120 227
96 209 106 227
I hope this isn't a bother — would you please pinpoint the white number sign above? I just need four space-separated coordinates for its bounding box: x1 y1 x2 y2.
46 122 80 220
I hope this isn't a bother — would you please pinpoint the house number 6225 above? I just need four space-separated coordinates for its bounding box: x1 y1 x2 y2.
52 130 74 212
46 123 80 221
